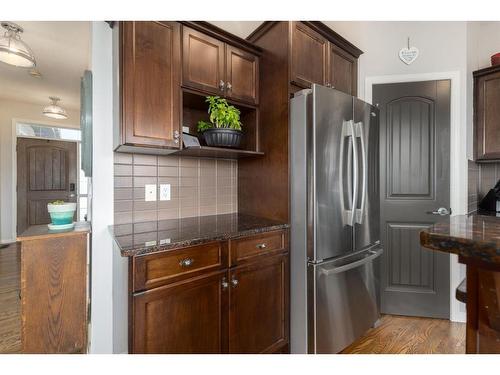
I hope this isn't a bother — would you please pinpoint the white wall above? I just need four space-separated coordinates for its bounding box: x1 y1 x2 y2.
0 99 79 242
89 21 115 353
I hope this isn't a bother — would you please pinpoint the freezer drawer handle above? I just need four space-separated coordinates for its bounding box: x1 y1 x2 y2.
319 248 383 276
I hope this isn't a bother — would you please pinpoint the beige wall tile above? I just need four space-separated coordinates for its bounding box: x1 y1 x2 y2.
114 152 238 223
133 154 157 165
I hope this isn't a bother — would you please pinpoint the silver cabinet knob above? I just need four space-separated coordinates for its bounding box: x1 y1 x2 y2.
173 130 180 144
326 83 331 88
226 82 232 91
179 258 194 267
221 277 229 290
231 276 238 288
256 243 267 249
219 80 225 92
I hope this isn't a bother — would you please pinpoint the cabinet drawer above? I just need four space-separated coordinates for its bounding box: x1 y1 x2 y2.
133 242 227 291
230 230 287 265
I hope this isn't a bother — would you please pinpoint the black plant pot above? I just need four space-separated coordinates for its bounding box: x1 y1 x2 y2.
202 128 243 148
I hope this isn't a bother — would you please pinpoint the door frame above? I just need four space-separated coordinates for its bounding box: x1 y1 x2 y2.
11 118 81 241
364 71 466 323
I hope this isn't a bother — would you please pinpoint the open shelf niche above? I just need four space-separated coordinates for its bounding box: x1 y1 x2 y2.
177 89 263 159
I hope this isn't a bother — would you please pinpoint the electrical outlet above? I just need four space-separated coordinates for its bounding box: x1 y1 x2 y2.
145 184 157 201
160 184 171 201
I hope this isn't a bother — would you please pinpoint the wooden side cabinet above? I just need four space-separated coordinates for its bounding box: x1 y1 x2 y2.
474 65 500 161
129 230 289 354
116 21 182 153
18 225 89 354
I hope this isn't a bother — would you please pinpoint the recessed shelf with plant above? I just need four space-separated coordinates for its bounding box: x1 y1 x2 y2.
178 89 262 159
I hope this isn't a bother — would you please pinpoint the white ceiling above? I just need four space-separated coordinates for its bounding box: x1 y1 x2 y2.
0 21 90 111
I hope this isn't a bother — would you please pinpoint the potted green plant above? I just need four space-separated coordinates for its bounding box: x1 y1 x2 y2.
197 96 243 148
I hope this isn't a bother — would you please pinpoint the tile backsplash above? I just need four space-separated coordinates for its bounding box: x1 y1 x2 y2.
114 153 237 225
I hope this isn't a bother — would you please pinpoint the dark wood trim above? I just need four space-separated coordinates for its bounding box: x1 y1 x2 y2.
247 21 363 58
304 21 363 57
473 64 500 78
181 21 262 55
247 21 279 42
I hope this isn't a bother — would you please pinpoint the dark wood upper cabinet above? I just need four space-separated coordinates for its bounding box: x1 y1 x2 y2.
328 43 358 96
474 65 500 161
132 271 228 354
226 45 259 104
291 21 328 88
182 26 225 95
228 254 288 353
118 21 181 152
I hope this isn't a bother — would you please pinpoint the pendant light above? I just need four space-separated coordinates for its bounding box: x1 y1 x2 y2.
0 22 36 68
43 97 68 120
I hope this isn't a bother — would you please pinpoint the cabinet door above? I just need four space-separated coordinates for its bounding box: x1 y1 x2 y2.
132 271 228 353
228 254 289 353
290 22 328 88
225 45 259 104
476 70 500 160
328 43 358 96
121 21 181 148
182 26 225 95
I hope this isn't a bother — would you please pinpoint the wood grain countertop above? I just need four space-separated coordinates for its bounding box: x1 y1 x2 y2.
420 214 500 265
17 222 91 242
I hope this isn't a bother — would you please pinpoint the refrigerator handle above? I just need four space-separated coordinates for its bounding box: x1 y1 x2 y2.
354 121 367 224
318 247 383 275
340 120 357 226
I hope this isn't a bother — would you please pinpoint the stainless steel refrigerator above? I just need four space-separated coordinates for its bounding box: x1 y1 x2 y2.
290 84 382 354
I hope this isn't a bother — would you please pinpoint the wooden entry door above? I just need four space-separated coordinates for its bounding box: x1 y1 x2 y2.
17 138 78 235
373 80 451 319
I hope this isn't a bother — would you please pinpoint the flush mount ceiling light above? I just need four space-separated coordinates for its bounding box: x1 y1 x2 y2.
0 21 36 68
43 97 68 120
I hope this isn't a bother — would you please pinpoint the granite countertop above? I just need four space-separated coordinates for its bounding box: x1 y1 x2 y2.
420 214 500 264
110 213 289 257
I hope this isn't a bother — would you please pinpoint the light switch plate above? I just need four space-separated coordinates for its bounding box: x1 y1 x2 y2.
160 184 171 201
145 184 157 201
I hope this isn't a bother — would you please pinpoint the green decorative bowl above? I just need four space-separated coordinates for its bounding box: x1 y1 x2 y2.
47 202 76 226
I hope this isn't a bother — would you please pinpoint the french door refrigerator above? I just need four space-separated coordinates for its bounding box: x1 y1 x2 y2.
290 84 382 354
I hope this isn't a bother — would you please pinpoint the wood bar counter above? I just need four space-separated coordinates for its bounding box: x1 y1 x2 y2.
17 222 90 353
420 214 500 353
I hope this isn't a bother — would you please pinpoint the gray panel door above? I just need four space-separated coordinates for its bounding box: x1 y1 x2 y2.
353 99 380 252
373 80 450 318
312 85 353 261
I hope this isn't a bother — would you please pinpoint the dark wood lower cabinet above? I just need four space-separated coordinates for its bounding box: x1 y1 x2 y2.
133 271 228 354
130 230 289 354
228 254 288 353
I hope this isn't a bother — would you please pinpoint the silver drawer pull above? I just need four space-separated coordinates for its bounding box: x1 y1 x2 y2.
256 243 267 249
179 258 194 268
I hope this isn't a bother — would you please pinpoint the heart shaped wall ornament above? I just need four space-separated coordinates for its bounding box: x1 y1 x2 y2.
399 46 419 65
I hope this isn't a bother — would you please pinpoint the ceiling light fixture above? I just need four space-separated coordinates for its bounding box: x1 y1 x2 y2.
43 97 68 120
0 21 36 68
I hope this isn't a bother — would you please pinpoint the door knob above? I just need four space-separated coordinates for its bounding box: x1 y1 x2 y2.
231 276 238 288
221 277 229 290
219 80 225 92
426 207 451 216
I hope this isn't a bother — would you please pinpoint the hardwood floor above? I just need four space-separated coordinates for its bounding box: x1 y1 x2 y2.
0 243 21 354
342 314 466 354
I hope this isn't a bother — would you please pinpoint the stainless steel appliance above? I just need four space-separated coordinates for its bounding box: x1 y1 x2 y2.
290 84 382 354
